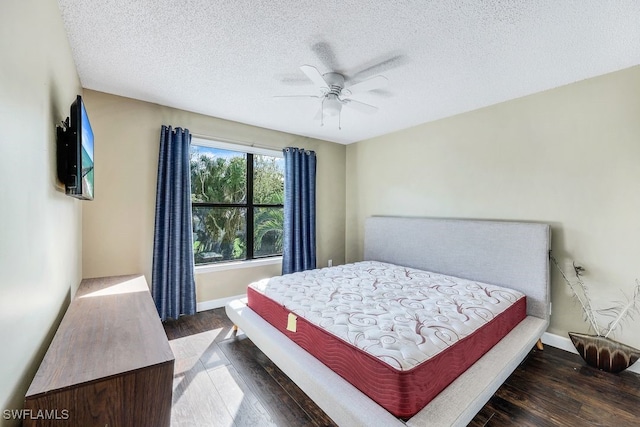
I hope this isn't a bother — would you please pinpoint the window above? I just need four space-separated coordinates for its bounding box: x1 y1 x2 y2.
190 141 284 265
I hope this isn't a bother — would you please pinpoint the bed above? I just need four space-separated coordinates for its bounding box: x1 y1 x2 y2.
225 217 551 426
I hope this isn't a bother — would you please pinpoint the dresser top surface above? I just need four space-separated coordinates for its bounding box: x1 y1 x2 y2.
26 275 174 397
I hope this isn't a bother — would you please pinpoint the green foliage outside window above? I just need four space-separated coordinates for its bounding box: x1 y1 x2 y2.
190 145 284 265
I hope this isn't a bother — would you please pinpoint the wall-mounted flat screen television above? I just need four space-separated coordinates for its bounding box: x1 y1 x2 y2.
57 95 94 200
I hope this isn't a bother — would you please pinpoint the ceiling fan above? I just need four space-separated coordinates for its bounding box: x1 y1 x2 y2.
275 65 389 129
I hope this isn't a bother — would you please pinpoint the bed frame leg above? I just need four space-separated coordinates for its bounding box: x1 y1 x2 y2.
536 339 544 350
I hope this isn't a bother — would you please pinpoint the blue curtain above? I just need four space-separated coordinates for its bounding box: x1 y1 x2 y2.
282 147 317 274
152 125 196 321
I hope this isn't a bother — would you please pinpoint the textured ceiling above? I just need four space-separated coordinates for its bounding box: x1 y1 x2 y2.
57 1 640 144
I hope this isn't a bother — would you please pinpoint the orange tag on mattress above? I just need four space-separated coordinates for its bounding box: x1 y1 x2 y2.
286 313 297 332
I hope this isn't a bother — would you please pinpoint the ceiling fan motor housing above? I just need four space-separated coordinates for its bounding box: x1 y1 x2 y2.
323 72 345 95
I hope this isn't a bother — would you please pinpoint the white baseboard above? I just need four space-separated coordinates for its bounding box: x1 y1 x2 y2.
541 332 578 354
197 294 246 312
542 332 640 374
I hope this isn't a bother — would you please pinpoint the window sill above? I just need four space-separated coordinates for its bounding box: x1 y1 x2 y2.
195 256 282 274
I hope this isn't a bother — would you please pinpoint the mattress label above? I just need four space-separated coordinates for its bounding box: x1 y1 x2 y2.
287 313 297 332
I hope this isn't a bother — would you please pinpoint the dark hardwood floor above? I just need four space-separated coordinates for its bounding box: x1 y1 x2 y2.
164 309 640 426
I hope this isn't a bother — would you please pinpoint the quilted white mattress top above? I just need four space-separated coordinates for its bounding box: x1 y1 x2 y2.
249 261 524 371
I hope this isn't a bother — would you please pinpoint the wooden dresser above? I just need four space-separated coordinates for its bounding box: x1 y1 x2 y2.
24 275 174 427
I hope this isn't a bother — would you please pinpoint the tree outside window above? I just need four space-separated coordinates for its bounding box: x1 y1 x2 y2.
190 144 284 265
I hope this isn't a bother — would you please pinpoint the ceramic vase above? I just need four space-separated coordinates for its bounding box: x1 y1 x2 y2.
568 332 640 373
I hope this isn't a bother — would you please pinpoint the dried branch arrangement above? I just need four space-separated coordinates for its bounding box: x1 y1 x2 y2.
550 254 640 339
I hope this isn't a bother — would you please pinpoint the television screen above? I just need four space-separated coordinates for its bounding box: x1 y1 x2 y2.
79 99 94 200
57 95 94 200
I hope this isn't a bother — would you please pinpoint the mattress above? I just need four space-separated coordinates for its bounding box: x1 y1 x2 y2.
247 261 526 419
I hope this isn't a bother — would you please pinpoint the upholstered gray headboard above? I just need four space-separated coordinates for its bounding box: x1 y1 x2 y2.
364 217 551 320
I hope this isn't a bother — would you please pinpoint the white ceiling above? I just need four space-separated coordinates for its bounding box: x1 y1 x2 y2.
57 1 640 144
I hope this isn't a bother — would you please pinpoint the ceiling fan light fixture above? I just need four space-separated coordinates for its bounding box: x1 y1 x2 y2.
323 95 342 117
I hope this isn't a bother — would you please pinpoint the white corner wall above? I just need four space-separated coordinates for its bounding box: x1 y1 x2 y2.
0 1 82 425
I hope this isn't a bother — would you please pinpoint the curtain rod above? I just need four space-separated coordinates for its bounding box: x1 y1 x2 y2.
190 132 284 152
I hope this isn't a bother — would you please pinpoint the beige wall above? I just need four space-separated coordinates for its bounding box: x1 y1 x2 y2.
0 1 82 425
346 66 640 348
81 90 346 302
195 263 282 303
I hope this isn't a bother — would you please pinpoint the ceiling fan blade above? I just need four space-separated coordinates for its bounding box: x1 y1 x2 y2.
300 65 329 90
346 75 388 95
273 95 321 100
343 99 378 114
351 54 407 80
311 41 340 73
